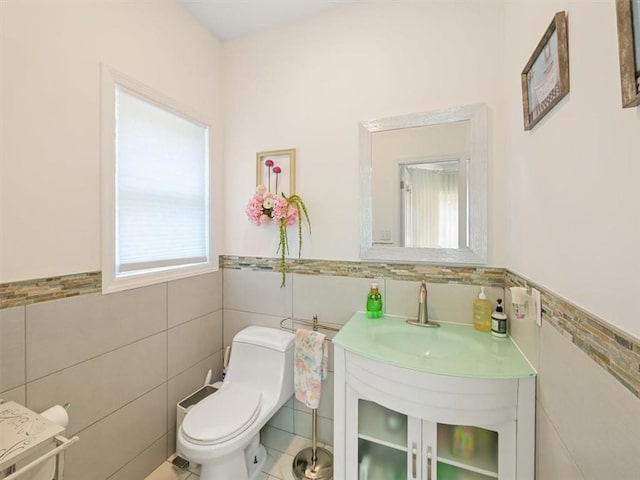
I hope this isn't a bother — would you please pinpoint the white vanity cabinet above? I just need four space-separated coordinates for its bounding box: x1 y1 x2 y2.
332 314 536 480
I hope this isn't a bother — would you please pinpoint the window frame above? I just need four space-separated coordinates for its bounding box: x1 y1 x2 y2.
101 66 217 294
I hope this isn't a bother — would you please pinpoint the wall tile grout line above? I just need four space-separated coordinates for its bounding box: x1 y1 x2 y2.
105 432 168 480
24 329 168 385
69 383 166 438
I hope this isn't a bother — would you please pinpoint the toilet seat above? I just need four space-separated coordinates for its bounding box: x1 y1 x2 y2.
181 384 262 445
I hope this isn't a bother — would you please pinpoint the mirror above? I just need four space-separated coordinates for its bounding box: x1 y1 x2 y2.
360 104 487 264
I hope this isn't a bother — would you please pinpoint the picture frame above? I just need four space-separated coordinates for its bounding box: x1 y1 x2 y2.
256 148 296 195
615 0 640 108
521 11 570 131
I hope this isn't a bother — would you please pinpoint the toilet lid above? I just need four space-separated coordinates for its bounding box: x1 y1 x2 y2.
181 384 262 445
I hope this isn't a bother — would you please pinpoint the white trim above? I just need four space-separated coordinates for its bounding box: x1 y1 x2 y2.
360 103 488 265
100 64 217 294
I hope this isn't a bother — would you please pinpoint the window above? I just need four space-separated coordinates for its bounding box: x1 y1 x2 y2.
102 68 215 293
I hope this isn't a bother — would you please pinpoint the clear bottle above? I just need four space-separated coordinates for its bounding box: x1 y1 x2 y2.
473 287 492 332
491 299 508 337
366 283 383 318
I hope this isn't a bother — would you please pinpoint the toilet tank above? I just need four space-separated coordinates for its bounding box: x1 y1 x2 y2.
225 327 295 407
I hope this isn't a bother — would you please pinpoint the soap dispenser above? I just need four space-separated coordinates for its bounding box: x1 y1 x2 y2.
473 287 492 332
366 283 383 318
491 299 508 337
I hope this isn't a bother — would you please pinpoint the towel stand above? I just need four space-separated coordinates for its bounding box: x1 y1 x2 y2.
280 316 340 333
286 315 334 480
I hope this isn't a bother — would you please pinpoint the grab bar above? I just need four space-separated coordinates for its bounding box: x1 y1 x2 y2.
279 315 340 333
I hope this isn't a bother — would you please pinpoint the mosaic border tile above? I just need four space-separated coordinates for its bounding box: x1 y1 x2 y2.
220 255 505 286
506 270 640 400
0 271 101 309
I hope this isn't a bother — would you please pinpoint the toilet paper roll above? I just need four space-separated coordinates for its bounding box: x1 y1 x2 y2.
39 405 69 428
15 405 70 480
15 456 56 480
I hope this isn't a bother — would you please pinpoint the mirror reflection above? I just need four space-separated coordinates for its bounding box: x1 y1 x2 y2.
372 121 470 249
360 104 487 265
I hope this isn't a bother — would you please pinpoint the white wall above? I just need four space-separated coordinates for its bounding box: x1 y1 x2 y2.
0 0 223 283
503 1 640 338
223 1 507 264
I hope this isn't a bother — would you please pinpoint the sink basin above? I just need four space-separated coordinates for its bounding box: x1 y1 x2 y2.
369 324 467 359
332 312 536 378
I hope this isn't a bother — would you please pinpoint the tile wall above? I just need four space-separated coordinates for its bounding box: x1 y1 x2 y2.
222 267 504 446
0 272 223 480
2 260 639 480
223 259 640 480
507 275 640 480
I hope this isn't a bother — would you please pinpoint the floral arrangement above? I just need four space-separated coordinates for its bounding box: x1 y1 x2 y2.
246 159 310 286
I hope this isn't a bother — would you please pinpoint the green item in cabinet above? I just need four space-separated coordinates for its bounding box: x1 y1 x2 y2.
451 425 475 459
438 462 459 480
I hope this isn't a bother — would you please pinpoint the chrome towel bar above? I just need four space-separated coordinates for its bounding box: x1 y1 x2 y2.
279 315 340 333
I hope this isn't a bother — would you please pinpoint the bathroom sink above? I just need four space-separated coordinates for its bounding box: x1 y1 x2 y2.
369 324 467 360
333 312 536 378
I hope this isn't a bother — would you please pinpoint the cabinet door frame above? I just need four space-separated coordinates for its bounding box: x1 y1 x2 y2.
345 384 360 479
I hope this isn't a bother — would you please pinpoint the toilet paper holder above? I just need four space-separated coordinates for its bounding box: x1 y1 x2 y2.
0 400 79 480
3 435 79 480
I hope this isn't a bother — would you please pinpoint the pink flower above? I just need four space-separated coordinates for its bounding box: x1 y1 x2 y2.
272 196 298 226
256 185 267 195
265 159 274 167
246 190 275 225
245 195 264 225
286 205 298 226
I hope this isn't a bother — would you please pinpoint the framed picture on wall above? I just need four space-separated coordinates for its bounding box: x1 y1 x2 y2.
615 0 640 108
521 11 570 131
256 149 296 195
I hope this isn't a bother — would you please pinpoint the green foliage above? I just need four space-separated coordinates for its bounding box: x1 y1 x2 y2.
277 194 311 287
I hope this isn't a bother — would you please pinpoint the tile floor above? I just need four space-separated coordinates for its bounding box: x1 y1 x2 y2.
145 426 333 480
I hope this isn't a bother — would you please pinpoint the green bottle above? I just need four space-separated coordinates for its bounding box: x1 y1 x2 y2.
366 283 383 318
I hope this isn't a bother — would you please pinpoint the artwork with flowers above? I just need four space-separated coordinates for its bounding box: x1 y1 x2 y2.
247 149 310 286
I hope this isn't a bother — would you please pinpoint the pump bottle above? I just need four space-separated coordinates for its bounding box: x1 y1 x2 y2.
366 283 383 318
491 299 508 337
473 287 492 332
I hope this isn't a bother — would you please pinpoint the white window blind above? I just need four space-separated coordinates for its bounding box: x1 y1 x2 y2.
115 86 209 275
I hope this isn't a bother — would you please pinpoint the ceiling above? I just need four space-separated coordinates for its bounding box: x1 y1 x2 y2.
177 0 351 41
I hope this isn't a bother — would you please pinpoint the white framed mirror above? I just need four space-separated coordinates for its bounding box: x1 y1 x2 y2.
359 103 487 264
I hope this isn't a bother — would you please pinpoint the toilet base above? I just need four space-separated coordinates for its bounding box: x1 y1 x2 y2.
198 438 267 480
246 444 267 480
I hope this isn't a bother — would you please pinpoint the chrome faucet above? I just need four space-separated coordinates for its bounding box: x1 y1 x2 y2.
418 281 428 324
407 281 440 328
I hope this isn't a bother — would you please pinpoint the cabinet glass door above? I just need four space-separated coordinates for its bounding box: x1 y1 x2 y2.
435 424 498 480
358 399 408 480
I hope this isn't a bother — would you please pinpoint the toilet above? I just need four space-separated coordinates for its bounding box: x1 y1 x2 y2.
177 326 295 480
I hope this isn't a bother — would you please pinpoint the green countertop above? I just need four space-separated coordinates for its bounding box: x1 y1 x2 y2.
333 312 536 379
